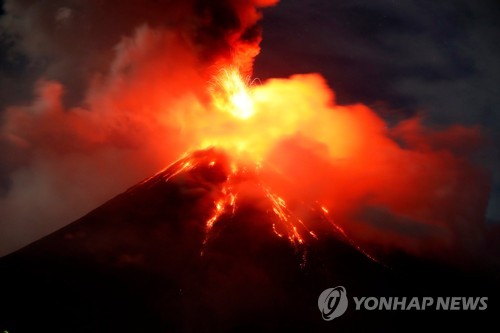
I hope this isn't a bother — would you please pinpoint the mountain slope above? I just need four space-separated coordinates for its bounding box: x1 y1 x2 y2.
0 149 497 332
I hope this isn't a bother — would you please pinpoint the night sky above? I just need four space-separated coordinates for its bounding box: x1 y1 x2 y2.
0 0 499 255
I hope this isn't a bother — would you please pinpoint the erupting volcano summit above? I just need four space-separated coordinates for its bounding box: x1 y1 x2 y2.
0 0 498 332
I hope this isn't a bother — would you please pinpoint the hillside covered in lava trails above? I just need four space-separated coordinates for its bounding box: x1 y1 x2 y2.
0 148 498 333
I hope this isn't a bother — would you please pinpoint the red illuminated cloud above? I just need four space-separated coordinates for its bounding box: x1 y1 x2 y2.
0 0 490 263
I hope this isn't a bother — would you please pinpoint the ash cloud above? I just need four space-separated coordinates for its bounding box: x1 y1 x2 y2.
0 0 494 264
0 0 276 255
251 74 489 262
255 0 500 224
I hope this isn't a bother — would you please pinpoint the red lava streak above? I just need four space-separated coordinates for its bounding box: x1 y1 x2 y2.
158 149 381 265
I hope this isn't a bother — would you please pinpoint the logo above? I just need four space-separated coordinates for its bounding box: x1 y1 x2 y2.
318 286 348 321
318 285 488 321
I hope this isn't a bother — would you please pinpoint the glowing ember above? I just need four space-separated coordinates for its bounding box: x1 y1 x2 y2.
210 68 255 120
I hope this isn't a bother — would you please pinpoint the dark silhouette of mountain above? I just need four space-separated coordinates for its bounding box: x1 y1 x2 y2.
0 149 498 332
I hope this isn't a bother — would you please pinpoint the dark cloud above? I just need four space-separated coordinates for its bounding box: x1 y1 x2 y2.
0 0 271 108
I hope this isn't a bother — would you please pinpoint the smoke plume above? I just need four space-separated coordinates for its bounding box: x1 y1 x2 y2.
0 0 277 254
0 0 491 263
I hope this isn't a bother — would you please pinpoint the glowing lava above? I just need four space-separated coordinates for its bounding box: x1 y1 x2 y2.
210 68 256 120
154 147 380 266
153 67 382 265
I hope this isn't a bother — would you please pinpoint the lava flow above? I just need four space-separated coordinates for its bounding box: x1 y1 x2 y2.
149 68 381 265
151 147 380 265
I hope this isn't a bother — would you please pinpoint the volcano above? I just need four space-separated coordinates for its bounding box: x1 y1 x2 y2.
0 148 498 333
